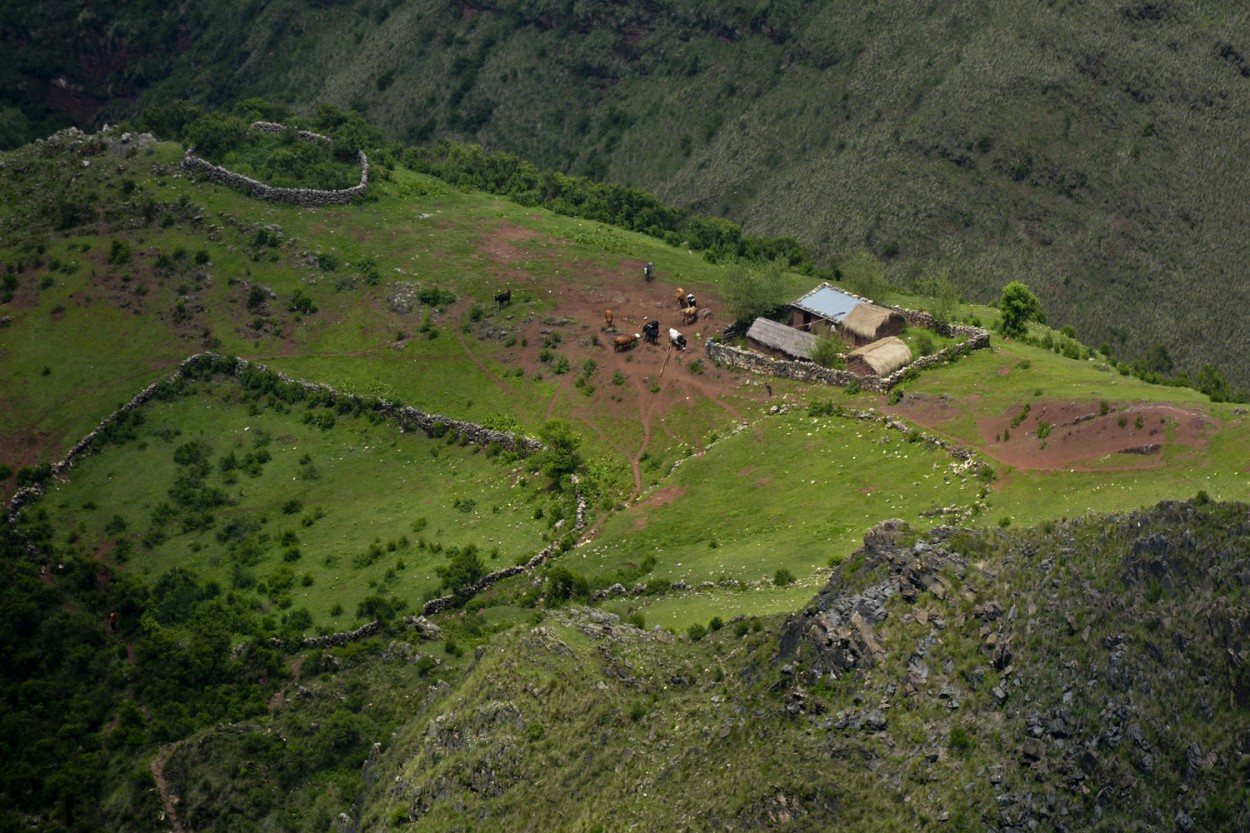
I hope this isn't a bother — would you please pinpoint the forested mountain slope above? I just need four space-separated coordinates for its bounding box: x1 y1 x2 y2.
4 1 1250 385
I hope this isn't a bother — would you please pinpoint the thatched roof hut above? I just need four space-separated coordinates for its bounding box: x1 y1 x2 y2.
840 304 905 347
847 336 912 377
746 317 820 361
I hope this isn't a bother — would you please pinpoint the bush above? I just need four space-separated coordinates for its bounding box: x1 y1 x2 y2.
811 333 843 368
687 622 707 641
107 240 132 266
773 568 796 587
721 260 790 325
998 281 1044 339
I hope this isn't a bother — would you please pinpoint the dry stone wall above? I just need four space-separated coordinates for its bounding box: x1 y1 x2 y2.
5 352 586 650
6 352 542 524
181 121 368 207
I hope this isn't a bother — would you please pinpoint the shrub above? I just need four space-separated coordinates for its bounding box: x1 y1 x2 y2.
811 334 844 368
773 568 796 587
107 240 132 266
289 289 317 315
687 622 707 641
997 281 1044 338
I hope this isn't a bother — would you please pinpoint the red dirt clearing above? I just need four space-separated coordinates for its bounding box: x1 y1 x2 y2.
893 394 1215 471
471 220 757 511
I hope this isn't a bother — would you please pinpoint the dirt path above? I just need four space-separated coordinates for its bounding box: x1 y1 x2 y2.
151 742 188 833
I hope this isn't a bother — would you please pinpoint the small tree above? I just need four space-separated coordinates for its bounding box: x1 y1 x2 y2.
998 281 1044 339
914 272 961 326
811 333 843 368
536 420 582 485
722 260 789 325
436 545 486 602
184 111 247 160
1196 363 1231 403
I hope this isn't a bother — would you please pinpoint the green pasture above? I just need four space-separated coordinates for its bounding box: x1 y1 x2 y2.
573 408 987 624
859 335 1247 528
1 143 803 487
29 378 555 631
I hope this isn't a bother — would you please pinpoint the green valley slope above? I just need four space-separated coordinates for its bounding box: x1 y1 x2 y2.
6 0 1250 386
4 126 1250 832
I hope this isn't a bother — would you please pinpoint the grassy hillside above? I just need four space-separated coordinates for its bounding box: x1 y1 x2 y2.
7 0 1250 388
5 125 1250 831
338 503 1250 832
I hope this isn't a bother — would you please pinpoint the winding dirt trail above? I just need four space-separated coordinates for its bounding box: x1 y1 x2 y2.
151 743 188 833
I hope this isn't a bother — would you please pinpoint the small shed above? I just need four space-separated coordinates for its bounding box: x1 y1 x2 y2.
840 304 906 347
746 317 820 361
847 337 912 377
790 285 863 335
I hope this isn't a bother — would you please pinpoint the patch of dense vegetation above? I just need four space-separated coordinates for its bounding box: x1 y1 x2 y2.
173 100 379 190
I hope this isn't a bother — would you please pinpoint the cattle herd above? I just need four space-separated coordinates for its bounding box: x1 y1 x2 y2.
599 277 703 354
490 268 702 359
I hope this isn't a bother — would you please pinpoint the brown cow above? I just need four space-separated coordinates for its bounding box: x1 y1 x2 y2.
681 305 698 325
604 309 613 328
674 287 685 307
614 333 640 352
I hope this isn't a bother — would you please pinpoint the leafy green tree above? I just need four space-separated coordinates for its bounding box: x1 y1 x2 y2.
138 100 203 141
185 112 247 159
722 260 789 325
1196 363 1231 403
544 565 589 605
436 545 486 601
811 333 844 368
914 272 961 326
998 281 1044 339
356 594 407 623
536 420 582 484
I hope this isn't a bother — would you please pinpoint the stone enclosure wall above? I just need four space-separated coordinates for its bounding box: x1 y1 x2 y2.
181 121 369 207
707 305 990 393
6 352 542 523
5 352 586 649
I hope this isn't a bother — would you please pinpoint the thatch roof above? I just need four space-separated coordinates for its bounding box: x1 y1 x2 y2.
841 304 903 342
849 336 912 376
747 317 819 360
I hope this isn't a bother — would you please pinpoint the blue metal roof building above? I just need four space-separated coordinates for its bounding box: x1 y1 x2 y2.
789 285 865 332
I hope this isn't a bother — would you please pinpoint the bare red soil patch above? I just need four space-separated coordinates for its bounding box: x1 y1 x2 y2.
464 229 751 505
891 395 1216 471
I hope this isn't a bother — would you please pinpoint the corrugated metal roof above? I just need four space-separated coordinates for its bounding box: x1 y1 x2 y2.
746 317 820 360
791 285 863 323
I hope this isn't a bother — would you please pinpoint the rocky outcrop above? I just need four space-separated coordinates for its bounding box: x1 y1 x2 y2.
779 502 1250 831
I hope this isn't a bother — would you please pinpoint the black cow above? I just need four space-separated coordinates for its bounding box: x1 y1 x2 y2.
642 319 660 344
495 288 511 308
